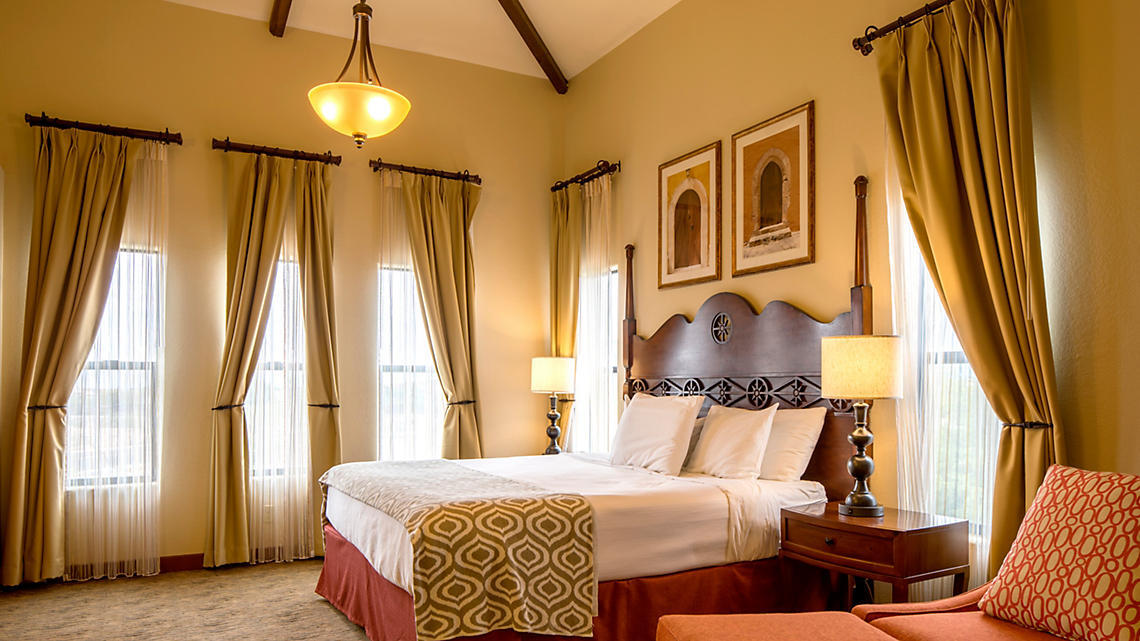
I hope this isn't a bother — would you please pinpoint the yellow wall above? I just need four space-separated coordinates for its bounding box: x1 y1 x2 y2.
563 0 918 506
1026 0 1139 475
0 0 562 557
563 0 1140 494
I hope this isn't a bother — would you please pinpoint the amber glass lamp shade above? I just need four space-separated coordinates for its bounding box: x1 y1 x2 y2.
308 82 410 147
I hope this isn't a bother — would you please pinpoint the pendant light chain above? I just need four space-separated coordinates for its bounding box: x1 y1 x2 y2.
357 4 372 84
332 2 384 85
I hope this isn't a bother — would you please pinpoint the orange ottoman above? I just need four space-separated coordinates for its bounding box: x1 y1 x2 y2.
657 612 898 641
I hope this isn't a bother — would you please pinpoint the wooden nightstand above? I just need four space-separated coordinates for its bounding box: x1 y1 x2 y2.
779 501 969 605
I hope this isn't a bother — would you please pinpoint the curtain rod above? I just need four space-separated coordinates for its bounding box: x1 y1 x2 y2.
551 159 620 192
211 138 341 166
25 113 183 145
369 158 483 185
852 0 956 55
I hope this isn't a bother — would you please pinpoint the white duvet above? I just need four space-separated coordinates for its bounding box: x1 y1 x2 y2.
324 453 826 594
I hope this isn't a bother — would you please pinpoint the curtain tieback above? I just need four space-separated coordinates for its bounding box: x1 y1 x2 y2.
308 403 340 409
27 404 65 411
1003 421 1052 429
211 403 244 411
448 400 476 406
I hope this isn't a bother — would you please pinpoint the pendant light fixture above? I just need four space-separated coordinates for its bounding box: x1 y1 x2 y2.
309 1 410 148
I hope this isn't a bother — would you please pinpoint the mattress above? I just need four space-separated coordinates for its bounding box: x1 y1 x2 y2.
324 453 826 593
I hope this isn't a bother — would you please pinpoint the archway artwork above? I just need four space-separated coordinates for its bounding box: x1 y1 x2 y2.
659 140 721 288
731 101 815 276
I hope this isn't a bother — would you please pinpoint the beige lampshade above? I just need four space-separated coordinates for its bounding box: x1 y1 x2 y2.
821 335 903 400
531 357 575 394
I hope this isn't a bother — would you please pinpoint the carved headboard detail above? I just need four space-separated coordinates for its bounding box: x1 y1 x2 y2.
621 176 872 502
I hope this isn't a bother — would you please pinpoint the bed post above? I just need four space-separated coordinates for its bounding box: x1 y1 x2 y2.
851 176 873 335
623 244 636 398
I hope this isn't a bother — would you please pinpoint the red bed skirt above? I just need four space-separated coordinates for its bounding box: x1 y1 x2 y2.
316 524 828 641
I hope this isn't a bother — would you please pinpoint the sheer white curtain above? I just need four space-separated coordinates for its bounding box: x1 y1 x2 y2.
64 141 167 581
246 172 313 563
889 165 1002 599
568 175 620 454
377 169 446 460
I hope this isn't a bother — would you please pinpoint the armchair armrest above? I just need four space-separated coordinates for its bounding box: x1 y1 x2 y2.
852 582 991 622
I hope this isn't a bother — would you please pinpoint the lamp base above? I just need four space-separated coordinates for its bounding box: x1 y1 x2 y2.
544 394 562 455
839 401 883 518
838 502 884 517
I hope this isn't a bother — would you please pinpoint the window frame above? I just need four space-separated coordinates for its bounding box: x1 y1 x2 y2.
246 258 308 481
377 265 447 461
65 247 163 488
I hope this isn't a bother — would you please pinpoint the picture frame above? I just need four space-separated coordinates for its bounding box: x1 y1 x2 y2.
658 140 722 289
731 101 815 276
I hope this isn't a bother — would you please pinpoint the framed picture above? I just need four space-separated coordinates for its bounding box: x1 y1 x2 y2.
658 140 722 289
731 100 815 276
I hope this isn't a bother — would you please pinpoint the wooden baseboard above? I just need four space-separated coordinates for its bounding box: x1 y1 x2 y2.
160 553 204 573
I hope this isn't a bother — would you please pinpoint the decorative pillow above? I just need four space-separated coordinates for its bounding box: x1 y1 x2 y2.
978 465 1140 641
684 404 778 478
610 393 703 476
758 406 828 482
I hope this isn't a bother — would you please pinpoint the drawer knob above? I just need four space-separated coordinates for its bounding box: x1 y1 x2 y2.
824 537 836 546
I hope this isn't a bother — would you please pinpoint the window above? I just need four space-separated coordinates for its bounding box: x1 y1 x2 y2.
63 142 167 582
66 250 162 489
567 266 621 454
378 266 445 461
65 249 163 581
246 258 313 562
891 180 1001 596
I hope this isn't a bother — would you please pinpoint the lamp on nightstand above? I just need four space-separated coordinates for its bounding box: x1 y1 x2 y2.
531 357 575 455
821 335 903 517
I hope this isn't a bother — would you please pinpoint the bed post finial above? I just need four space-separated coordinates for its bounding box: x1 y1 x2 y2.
623 244 636 397
851 176 873 334
854 176 869 286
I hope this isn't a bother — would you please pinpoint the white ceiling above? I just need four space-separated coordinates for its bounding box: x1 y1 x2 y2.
166 0 683 80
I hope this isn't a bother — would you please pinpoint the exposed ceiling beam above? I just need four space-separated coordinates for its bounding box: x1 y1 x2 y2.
269 0 293 38
497 0 568 94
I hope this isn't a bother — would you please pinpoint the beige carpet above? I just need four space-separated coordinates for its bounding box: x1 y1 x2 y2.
0 560 369 640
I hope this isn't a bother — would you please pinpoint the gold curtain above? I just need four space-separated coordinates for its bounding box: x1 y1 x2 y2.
295 160 341 555
2 129 139 585
877 0 1064 578
550 187 581 357
400 174 483 459
205 154 289 567
550 187 581 447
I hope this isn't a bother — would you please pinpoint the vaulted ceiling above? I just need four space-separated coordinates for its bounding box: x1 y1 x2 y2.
167 0 682 87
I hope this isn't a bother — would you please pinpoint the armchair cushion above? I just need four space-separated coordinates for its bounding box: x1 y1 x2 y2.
869 611 1062 641
852 582 990 622
657 612 896 641
977 465 1140 641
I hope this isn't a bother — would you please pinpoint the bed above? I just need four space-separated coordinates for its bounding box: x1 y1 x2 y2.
317 179 875 641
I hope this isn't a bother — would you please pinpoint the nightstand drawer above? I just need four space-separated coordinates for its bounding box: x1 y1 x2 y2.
784 519 893 566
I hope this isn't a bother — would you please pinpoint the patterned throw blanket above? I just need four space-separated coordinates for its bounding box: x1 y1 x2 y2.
320 460 596 641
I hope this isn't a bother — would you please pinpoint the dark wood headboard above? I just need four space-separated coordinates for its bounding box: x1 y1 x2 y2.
622 177 872 502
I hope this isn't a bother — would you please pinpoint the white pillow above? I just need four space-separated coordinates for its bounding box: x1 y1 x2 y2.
684 404 778 478
758 406 828 481
611 393 704 475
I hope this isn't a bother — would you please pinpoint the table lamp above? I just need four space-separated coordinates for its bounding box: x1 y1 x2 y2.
821 335 903 517
531 357 575 455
